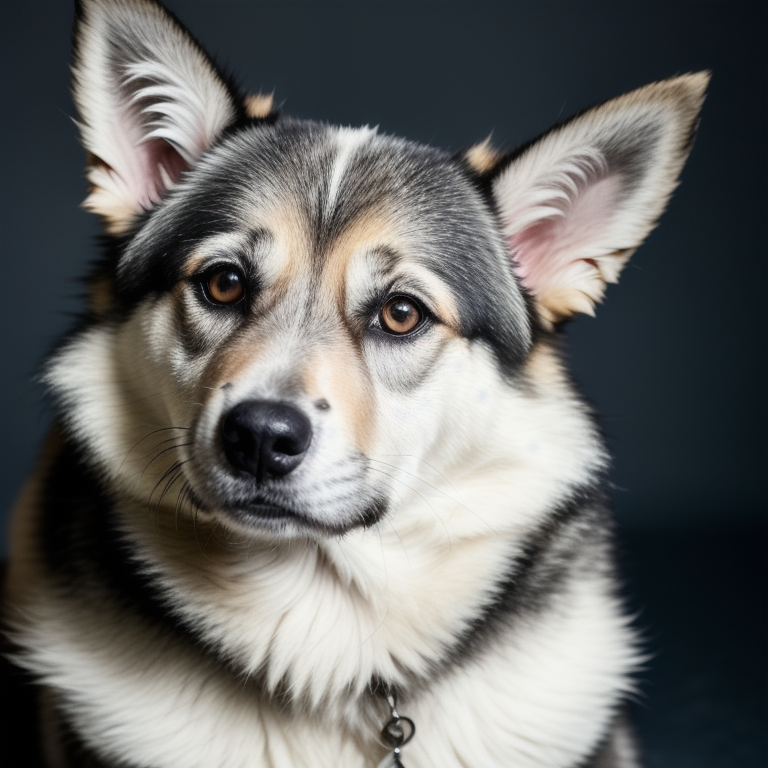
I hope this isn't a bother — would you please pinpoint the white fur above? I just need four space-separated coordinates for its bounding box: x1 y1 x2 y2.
14 539 635 768
325 127 378 218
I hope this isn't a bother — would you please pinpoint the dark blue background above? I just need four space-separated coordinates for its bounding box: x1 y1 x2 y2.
1 2 765 766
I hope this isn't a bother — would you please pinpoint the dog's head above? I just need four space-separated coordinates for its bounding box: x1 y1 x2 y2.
48 0 706 541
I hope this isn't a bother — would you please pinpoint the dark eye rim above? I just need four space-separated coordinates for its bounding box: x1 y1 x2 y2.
375 293 432 337
196 263 248 308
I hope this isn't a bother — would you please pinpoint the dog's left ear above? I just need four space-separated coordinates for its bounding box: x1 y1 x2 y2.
72 0 242 234
469 74 708 325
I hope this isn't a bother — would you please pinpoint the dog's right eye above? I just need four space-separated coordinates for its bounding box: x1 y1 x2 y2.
380 296 423 335
200 266 245 306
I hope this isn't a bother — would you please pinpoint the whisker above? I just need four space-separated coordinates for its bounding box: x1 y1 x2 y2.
119 426 190 470
367 466 453 548
149 458 192 510
200 518 221 554
369 457 498 535
375 453 463 500
140 442 194 478
175 481 197 531
369 457 460 505
385 515 410 566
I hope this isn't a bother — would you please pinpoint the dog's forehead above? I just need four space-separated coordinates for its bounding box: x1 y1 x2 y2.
215 122 497 262
121 121 532 367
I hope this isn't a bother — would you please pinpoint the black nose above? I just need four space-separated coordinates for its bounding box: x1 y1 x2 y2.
221 401 312 480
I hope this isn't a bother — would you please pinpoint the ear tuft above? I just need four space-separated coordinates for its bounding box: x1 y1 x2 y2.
464 137 502 175
244 93 275 119
73 0 240 234
492 73 709 325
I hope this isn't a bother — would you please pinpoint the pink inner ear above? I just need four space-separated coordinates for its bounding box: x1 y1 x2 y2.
143 138 190 200
103 108 193 212
508 175 620 295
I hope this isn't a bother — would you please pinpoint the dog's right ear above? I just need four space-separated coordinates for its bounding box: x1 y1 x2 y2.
73 0 241 234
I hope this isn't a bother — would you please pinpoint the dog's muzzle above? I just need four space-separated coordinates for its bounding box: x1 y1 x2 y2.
221 400 312 481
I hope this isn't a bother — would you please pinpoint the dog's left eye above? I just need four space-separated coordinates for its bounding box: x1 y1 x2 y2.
202 267 245 306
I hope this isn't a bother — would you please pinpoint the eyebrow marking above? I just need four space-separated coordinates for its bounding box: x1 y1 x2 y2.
324 126 377 220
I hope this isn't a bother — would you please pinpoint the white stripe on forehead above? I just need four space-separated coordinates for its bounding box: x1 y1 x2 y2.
324 126 377 219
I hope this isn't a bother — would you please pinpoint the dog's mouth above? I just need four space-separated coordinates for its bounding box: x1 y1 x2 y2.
234 500 387 537
239 501 300 520
182 420 390 537
189 483 388 537
231 499 305 526
194 489 309 530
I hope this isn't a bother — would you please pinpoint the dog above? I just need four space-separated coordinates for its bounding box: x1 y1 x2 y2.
2 0 707 765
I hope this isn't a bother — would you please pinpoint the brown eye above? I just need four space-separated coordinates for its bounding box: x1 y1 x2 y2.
205 268 244 305
380 296 423 335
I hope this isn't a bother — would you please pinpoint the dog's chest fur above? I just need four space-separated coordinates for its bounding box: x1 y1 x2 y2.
15 457 634 768
3 1 707 766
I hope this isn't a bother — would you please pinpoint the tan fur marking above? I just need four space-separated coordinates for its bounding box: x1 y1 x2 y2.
321 208 461 333
301 342 376 452
194 202 457 453
388 261 461 332
198 323 271 391
186 204 313 394
536 290 598 328
5 429 64 604
464 137 502 175
534 246 635 328
244 93 274 119
81 152 137 236
181 252 209 279
321 205 400 306
524 341 569 388
259 203 313 293
311 209 462 450
87 273 115 317
84 183 137 236
601 71 709 122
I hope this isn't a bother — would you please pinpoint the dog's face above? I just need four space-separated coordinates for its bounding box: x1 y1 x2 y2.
122 127 537 539
48 0 707 544
58 124 537 540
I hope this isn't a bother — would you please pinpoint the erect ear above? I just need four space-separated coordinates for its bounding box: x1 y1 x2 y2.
475 74 708 326
73 0 242 234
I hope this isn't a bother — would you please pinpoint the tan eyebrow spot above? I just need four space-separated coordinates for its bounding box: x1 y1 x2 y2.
316 205 463 338
387 261 461 332
182 252 208 278
257 203 313 292
177 204 312 289
320 205 399 305
180 233 254 279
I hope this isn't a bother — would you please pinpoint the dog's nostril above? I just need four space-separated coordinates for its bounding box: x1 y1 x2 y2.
222 423 242 444
221 401 312 480
272 436 299 456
